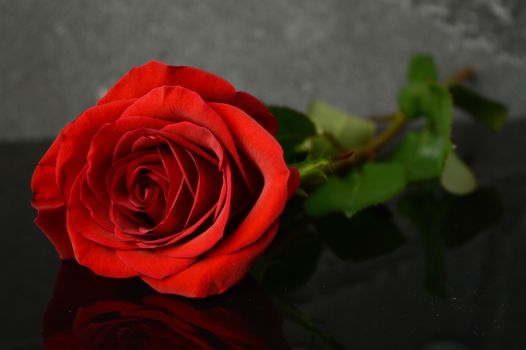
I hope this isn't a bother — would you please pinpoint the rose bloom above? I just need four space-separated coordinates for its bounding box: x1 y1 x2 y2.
32 61 298 297
43 262 291 350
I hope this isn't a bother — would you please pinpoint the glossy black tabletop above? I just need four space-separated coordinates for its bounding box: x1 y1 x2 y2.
1 121 525 350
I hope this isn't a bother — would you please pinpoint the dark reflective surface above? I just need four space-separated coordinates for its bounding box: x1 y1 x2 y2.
43 262 290 350
1 121 526 349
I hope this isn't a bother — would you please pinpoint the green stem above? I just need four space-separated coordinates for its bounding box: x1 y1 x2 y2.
447 66 476 86
367 113 397 123
331 112 406 172
299 112 406 186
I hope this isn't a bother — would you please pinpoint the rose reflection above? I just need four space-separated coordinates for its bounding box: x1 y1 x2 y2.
43 262 290 350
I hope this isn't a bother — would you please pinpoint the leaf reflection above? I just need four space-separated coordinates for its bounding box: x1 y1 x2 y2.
314 206 406 262
259 184 503 299
399 184 503 297
43 262 291 350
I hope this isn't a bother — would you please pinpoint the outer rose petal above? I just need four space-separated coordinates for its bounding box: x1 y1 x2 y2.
34 207 73 259
119 86 239 159
287 167 301 199
207 102 291 255
116 250 195 280
32 131 66 209
98 60 278 134
228 91 279 135
55 99 135 198
97 61 236 105
141 222 279 297
32 129 74 258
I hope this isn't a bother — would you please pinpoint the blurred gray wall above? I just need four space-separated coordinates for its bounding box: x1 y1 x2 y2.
1 0 525 140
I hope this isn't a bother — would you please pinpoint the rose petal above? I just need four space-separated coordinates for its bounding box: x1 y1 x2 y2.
156 167 231 257
228 91 279 135
116 250 195 280
183 151 222 227
86 118 170 206
67 204 138 277
120 86 255 195
109 152 164 206
80 178 113 232
55 99 135 199
141 222 279 297
31 133 66 209
68 169 137 251
34 207 74 259
67 204 138 278
161 141 197 199
287 167 301 199
98 61 236 105
32 131 74 258
134 204 216 248
206 103 290 255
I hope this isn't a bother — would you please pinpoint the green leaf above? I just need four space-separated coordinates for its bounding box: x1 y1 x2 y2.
315 206 406 262
257 223 323 292
398 82 424 120
398 55 453 132
440 151 477 195
305 163 406 217
398 185 503 297
388 130 451 182
399 83 453 134
398 54 439 120
308 100 376 149
407 54 438 83
449 84 507 132
307 134 340 158
268 106 316 161
420 83 453 138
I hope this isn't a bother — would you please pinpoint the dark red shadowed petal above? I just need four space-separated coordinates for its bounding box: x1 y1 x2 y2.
159 122 226 227
228 91 279 135
108 152 168 212
97 61 236 105
34 207 73 259
115 142 197 237
86 118 170 205
287 167 301 199
206 103 291 255
141 222 279 298
126 164 168 209
183 151 222 227
156 165 231 258
134 204 216 249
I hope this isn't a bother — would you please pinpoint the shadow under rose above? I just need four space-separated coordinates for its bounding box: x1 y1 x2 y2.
43 261 291 350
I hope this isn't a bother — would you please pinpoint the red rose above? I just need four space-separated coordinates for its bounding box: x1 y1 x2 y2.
32 61 299 297
43 262 291 350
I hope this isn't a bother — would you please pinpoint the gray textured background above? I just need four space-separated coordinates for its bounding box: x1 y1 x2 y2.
1 0 525 140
